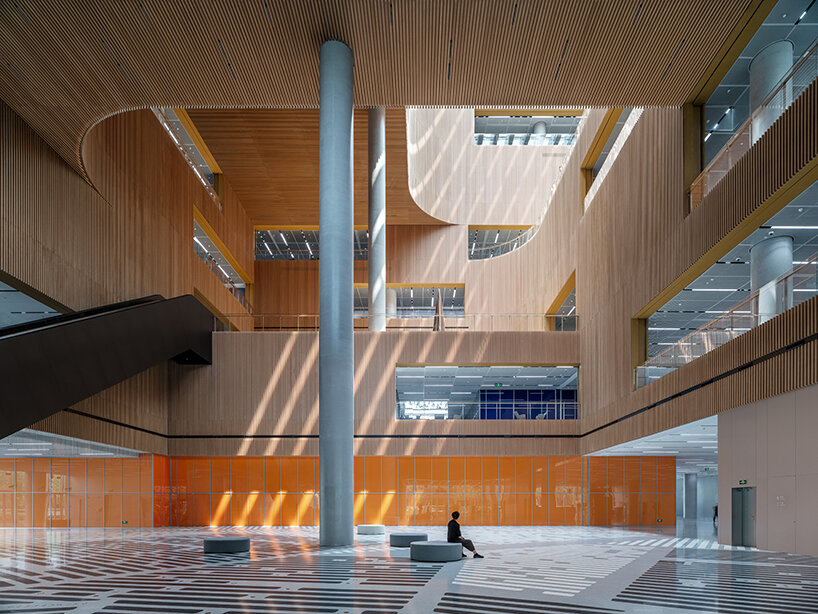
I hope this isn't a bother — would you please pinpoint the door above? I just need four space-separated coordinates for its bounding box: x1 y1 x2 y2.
731 487 757 547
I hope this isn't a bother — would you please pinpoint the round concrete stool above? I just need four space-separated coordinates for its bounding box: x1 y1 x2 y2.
410 540 462 562
203 536 250 553
389 532 428 547
357 524 385 535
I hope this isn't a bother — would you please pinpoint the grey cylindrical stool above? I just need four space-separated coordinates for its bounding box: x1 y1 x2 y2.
203 537 250 553
357 524 385 535
410 540 463 562
390 532 428 547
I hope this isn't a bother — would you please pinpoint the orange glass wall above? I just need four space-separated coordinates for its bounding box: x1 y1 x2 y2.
0 455 674 528
169 455 674 528
0 455 159 528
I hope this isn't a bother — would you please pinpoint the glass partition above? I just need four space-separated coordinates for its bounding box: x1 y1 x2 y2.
395 365 579 420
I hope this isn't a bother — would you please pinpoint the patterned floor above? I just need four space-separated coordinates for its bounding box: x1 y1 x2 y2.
0 523 815 613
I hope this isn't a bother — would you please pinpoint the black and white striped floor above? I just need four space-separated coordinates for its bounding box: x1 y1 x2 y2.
0 524 814 613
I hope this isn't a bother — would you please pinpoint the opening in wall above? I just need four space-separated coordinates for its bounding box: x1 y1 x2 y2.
636 180 818 387
153 107 223 207
193 216 252 313
255 228 369 261
473 110 582 146
396 364 579 420
467 226 532 260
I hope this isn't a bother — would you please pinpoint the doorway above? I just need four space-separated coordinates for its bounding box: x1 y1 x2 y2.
731 486 756 547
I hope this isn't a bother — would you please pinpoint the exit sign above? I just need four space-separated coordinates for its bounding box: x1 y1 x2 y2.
494 383 503 387
739 480 747 485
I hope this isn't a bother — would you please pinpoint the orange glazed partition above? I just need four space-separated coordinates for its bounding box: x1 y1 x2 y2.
0 455 675 528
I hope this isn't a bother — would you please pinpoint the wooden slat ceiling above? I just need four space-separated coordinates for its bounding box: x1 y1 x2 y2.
0 0 753 178
187 108 441 226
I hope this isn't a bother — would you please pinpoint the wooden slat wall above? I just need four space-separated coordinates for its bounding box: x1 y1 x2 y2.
167 330 580 456
253 261 367 316
188 109 440 226
1 102 255 447
253 224 465 316
0 0 753 178
31 366 170 455
464 110 607 317
405 108 571 225
577 82 818 451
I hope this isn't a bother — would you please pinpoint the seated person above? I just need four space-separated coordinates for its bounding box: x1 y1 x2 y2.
447 511 483 558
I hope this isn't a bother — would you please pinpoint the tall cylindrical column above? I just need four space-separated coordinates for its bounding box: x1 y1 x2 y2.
318 39 354 547
750 235 793 324
684 473 698 520
386 288 397 316
750 40 793 143
368 108 386 331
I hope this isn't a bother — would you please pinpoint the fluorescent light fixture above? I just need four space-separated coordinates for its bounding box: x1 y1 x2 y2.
471 243 475 255
398 375 425 378
713 123 719 130
194 236 206 251
688 288 741 292
455 375 481 378
451 392 472 395
494 231 499 243
794 289 817 292
410 288 413 298
771 226 818 230
264 242 273 255
306 242 313 256
704 132 711 141
648 327 680 331
452 288 457 299
280 232 288 246
217 264 228 277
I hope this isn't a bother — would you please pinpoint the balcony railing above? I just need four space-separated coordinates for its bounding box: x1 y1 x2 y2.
194 244 252 313
635 254 818 388
691 39 818 211
217 312 578 332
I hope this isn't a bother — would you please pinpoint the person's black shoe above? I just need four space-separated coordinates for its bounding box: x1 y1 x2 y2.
462 553 467 558
473 553 484 559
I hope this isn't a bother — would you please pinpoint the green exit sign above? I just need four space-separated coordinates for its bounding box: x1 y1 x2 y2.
704 467 710 471
494 383 503 387
739 480 747 485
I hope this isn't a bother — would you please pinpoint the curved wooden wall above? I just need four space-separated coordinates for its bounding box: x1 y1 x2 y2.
1 103 256 453
406 108 570 225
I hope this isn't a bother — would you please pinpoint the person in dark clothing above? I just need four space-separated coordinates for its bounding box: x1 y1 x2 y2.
447 511 484 558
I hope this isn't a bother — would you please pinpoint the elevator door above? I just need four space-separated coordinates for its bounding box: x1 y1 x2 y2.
731 487 756 547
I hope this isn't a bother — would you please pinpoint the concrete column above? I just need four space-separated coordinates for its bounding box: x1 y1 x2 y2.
684 473 698 520
750 40 793 143
368 108 386 331
386 288 397 316
318 39 354 547
751 235 793 324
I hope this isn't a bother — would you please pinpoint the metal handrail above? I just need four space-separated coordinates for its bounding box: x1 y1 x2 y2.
636 252 818 387
194 245 253 313
216 312 579 332
691 38 818 211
